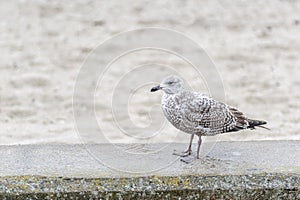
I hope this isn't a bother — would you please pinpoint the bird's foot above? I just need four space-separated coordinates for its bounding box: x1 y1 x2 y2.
180 156 196 164
172 149 192 157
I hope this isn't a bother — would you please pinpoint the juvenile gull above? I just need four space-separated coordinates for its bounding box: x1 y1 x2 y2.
151 75 267 160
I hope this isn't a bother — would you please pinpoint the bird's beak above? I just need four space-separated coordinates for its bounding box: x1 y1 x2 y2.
150 85 161 92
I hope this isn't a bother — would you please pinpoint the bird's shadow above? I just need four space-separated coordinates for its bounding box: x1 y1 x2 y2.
173 149 231 167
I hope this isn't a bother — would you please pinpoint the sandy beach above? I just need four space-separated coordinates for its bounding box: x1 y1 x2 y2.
1 0 300 145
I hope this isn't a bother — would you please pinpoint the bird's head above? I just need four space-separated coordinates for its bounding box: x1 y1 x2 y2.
150 75 184 94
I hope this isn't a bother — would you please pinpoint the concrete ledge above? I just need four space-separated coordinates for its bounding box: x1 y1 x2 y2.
0 141 299 199
0 174 299 199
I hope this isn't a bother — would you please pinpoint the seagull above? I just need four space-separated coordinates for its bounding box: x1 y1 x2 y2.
150 75 267 160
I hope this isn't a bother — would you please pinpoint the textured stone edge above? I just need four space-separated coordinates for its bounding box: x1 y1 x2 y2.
0 173 299 199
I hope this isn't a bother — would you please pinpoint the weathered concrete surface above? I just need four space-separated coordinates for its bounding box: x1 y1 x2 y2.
0 141 299 199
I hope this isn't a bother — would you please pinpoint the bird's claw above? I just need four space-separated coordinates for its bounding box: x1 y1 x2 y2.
180 156 196 164
172 149 192 157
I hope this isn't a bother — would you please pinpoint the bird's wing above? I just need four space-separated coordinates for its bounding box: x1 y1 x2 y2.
178 91 247 135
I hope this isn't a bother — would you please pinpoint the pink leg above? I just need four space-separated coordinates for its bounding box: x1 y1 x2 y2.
196 136 202 159
173 134 194 157
183 134 194 155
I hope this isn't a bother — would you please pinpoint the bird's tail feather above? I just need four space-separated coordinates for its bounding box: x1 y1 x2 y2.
248 119 268 130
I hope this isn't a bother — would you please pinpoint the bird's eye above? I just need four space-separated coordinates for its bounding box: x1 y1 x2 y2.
167 81 174 85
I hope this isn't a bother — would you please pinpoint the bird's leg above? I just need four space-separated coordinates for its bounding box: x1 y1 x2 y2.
196 135 202 159
183 134 194 154
180 136 202 163
173 134 194 157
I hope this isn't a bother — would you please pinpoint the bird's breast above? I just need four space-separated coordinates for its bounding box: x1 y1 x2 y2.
161 94 184 130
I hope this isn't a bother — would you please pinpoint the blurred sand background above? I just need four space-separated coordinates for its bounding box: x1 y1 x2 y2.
1 0 300 145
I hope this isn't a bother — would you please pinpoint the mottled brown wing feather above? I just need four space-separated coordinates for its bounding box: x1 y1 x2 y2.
228 107 249 129
181 92 240 135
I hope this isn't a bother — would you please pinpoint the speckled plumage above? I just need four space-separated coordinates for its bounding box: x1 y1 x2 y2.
161 91 249 136
151 75 267 160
